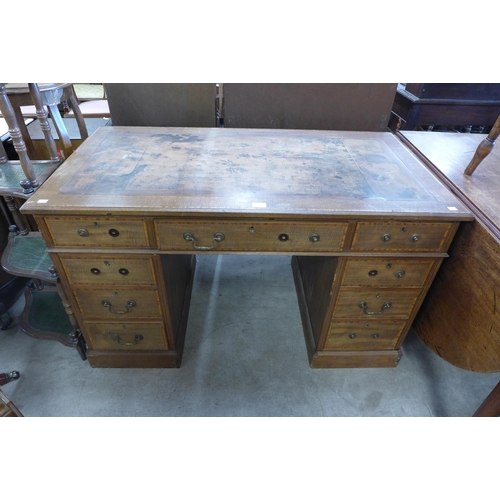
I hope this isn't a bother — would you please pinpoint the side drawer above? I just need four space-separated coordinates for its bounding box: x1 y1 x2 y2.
74 288 162 319
155 220 348 252
325 320 406 350
341 258 437 287
59 254 156 285
332 287 422 319
44 217 151 248
351 222 455 252
85 322 168 350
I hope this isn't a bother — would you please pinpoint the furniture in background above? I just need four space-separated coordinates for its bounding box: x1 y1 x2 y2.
105 83 217 127
473 381 500 417
397 130 500 375
0 198 28 329
0 83 86 360
21 126 471 369
464 112 500 175
65 84 110 119
0 370 19 386
0 371 22 417
0 388 23 416
223 83 397 131
3 83 89 160
26 117 110 160
391 83 500 132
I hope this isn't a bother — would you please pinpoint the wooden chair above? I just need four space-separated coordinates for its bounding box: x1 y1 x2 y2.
64 84 110 119
0 370 22 418
0 387 23 417
3 83 89 160
0 82 86 360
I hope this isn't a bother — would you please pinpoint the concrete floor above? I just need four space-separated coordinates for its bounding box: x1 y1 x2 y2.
1 255 498 417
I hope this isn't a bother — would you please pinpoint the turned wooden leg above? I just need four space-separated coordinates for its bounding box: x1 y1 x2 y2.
464 114 500 175
0 371 20 386
472 381 500 417
0 83 37 184
28 83 60 162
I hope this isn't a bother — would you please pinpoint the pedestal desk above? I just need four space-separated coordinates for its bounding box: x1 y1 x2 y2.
21 127 473 368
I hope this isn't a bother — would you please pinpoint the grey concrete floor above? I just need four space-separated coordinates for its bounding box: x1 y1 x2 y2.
1 255 498 417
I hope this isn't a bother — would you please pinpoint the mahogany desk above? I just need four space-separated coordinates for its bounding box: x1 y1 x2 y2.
21 127 472 369
398 130 500 373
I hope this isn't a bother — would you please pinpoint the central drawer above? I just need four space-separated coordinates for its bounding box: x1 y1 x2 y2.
74 289 162 319
155 220 348 252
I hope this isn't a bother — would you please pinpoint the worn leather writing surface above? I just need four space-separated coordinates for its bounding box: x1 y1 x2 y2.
23 127 471 220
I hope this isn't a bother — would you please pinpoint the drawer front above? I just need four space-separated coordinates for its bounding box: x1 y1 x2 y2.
45 217 150 248
332 288 421 319
74 289 162 319
341 258 436 287
85 322 168 351
351 222 454 252
155 220 348 252
60 255 156 285
325 321 406 350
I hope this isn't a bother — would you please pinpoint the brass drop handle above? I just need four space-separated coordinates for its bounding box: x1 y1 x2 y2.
101 299 136 314
183 232 225 251
110 334 144 346
358 301 392 315
78 228 89 237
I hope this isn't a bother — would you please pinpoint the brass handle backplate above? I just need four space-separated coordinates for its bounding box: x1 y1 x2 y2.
358 301 392 315
101 300 136 314
183 232 225 251
110 334 144 346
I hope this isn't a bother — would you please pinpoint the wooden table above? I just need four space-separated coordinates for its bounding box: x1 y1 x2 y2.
21 127 472 369
397 130 500 373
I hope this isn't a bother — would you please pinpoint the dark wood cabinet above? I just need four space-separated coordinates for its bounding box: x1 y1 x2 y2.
391 83 500 131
